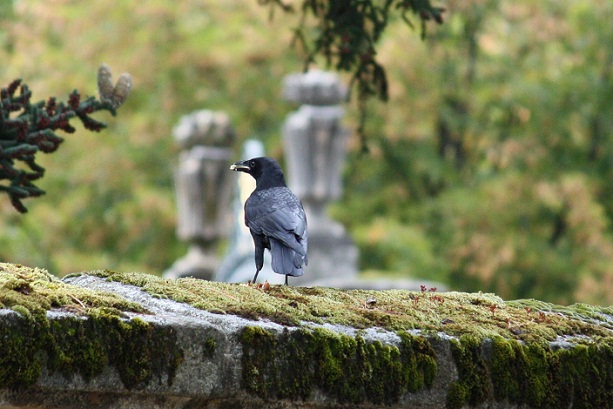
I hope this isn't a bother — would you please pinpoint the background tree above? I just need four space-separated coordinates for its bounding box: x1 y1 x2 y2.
332 0 613 305
1 0 612 306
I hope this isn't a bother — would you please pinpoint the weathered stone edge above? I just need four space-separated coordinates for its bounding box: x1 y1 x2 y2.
0 275 612 409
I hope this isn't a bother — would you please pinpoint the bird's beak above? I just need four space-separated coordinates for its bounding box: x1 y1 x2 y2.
230 160 250 172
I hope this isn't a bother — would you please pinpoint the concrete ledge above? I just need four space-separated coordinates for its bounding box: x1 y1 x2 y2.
0 263 612 408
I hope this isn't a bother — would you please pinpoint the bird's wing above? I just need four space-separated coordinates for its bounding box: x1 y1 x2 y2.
245 187 307 257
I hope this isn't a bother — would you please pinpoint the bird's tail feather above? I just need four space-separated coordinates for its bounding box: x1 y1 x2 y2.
270 239 305 277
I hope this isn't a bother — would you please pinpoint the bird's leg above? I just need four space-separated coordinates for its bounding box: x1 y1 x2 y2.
252 238 265 284
284 275 288 286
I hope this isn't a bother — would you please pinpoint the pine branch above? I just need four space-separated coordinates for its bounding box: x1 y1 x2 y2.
0 64 132 213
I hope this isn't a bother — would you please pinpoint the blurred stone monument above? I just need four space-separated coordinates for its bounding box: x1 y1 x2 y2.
164 110 234 280
216 140 282 284
282 69 359 284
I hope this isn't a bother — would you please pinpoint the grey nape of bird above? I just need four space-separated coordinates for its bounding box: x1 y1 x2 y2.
230 157 308 286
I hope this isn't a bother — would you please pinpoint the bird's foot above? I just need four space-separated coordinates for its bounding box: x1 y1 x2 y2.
251 270 261 285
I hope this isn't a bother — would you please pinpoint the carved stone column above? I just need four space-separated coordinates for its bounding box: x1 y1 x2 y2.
282 70 359 283
164 110 234 280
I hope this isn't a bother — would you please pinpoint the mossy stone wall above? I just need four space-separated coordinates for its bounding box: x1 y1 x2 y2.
0 263 612 408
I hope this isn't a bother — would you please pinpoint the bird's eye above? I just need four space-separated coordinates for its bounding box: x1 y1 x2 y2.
250 160 256 167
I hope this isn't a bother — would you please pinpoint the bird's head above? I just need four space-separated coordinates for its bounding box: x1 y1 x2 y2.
230 157 287 189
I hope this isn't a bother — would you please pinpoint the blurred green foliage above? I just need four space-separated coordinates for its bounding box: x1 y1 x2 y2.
1 0 612 305
0 1 300 276
332 0 613 305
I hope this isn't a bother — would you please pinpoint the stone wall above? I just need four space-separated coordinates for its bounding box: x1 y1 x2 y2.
0 263 611 408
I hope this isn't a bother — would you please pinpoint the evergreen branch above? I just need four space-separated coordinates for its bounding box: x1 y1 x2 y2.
0 64 132 213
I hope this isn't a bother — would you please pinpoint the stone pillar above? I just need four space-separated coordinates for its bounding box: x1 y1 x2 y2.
164 110 234 280
282 70 359 283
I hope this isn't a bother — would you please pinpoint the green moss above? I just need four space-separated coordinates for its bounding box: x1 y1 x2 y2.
446 381 468 409
489 337 521 402
240 326 278 397
71 267 613 407
240 326 437 405
0 313 45 388
447 335 613 409
398 331 437 391
556 340 613 408
10 304 32 318
0 263 184 389
0 263 145 320
203 337 216 359
0 310 185 390
47 317 108 381
102 315 185 389
81 269 613 343
447 335 491 408
507 299 613 331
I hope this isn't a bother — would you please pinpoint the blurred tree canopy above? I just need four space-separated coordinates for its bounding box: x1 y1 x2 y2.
1 0 612 305
332 0 613 305
261 0 444 145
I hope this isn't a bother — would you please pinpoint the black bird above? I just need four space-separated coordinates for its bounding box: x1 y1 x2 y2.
230 157 308 285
